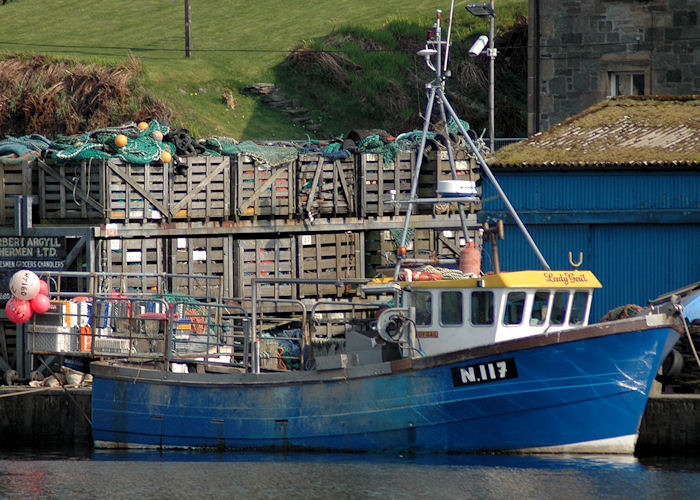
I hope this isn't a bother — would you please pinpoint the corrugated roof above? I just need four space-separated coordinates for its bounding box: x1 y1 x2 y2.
490 96 700 168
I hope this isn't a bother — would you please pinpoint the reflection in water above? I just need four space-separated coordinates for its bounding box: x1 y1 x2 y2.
1 449 700 499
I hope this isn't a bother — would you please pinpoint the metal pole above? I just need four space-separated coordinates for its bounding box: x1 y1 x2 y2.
440 95 551 270
488 3 495 152
185 0 192 58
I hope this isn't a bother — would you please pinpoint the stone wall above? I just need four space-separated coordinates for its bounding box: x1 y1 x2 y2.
637 395 700 455
0 387 92 447
531 0 700 133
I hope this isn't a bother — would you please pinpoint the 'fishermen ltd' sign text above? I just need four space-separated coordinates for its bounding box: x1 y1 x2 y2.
0 236 66 301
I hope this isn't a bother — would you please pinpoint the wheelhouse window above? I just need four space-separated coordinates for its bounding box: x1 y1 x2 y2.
503 291 526 325
550 291 569 325
414 291 432 326
569 291 589 326
440 291 463 326
471 291 494 325
530 291 550 326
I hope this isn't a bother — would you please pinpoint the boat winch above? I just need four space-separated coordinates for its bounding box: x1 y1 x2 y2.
376 307 413 344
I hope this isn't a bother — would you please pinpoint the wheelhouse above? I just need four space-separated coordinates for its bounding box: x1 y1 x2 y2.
402 270 602 355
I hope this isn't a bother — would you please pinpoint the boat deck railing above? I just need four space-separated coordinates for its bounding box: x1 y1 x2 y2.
25 271 388 373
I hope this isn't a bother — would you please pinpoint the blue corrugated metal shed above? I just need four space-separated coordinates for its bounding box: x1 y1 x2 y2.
481 96 700 321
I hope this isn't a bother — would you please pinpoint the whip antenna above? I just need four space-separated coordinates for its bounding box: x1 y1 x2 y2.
443 0 456 72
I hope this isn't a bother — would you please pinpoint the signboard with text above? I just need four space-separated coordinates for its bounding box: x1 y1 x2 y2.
0 236 66 302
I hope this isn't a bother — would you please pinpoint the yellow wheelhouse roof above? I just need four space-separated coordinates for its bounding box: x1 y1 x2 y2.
401 270 602 289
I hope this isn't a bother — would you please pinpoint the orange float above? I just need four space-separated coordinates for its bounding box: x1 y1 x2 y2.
114 134 128 148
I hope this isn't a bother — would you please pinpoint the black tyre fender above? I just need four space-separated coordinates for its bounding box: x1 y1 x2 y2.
655 348 683 382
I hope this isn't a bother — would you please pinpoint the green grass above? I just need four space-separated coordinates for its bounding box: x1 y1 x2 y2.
0 0 526 140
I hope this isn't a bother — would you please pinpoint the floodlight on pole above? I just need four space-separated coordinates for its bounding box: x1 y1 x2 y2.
466 2 496 152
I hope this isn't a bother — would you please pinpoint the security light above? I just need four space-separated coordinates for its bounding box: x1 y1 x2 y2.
469 35 489 57
465 3 495 18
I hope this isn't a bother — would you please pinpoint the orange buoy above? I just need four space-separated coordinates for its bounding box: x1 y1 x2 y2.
138 121 149 130
114 134 128 148
460 241 481 275
161 150 172 163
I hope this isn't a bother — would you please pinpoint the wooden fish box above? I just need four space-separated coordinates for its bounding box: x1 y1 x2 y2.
105 159 169 223
101 237 164 292
169 236 231 299
364 228 472 276
233 236 296 301
296 231 364 298
297 155 356 218
234 155 295 219
0 160 33 225
358 152 434 217
170 156 232 221
36 158 105 223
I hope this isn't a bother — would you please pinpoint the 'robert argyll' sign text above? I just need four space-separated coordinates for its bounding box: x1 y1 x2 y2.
0 237 64 260
0 236 66 301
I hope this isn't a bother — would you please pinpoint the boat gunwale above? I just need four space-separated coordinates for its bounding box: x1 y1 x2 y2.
90 312 680 388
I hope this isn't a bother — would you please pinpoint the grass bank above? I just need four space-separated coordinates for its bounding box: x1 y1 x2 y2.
0 0 526 140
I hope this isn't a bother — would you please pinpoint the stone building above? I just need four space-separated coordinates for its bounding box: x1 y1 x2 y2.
527 0 700 134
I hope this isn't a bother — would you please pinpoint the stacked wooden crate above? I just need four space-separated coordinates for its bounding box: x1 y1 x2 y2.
32 157 104 223
234 155 295 219
233 236 296 300
297 155 356 218
358 152 423 217
0 159 32 225
170 156 231 221
169 236 230 298
9 144 479 302
364 227 474 277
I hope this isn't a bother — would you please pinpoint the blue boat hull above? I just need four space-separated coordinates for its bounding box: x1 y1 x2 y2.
91 319 679 453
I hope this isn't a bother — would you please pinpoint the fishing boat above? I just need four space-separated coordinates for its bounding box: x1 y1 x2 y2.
86 270 688 454
26 7 694 454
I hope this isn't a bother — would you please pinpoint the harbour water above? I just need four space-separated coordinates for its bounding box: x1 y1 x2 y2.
1 448 700 499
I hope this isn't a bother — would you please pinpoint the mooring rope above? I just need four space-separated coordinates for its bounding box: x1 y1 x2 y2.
0 387 51 398
675 303 700 370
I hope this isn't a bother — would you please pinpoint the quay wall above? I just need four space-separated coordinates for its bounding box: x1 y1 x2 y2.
0 387 92 447
637 395 700 455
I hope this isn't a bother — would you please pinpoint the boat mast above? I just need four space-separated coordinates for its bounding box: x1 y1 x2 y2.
393 7 550 278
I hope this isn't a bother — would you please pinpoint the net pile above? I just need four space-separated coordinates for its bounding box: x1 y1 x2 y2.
51 121 174 164
1 116 478 170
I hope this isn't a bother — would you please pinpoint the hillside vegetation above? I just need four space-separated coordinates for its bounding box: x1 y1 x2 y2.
0 0 527 140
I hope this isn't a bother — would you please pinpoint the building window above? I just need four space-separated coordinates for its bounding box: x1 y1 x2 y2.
610 72 645 96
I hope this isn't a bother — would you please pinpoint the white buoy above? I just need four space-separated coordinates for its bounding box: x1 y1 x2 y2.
9 269 41 301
